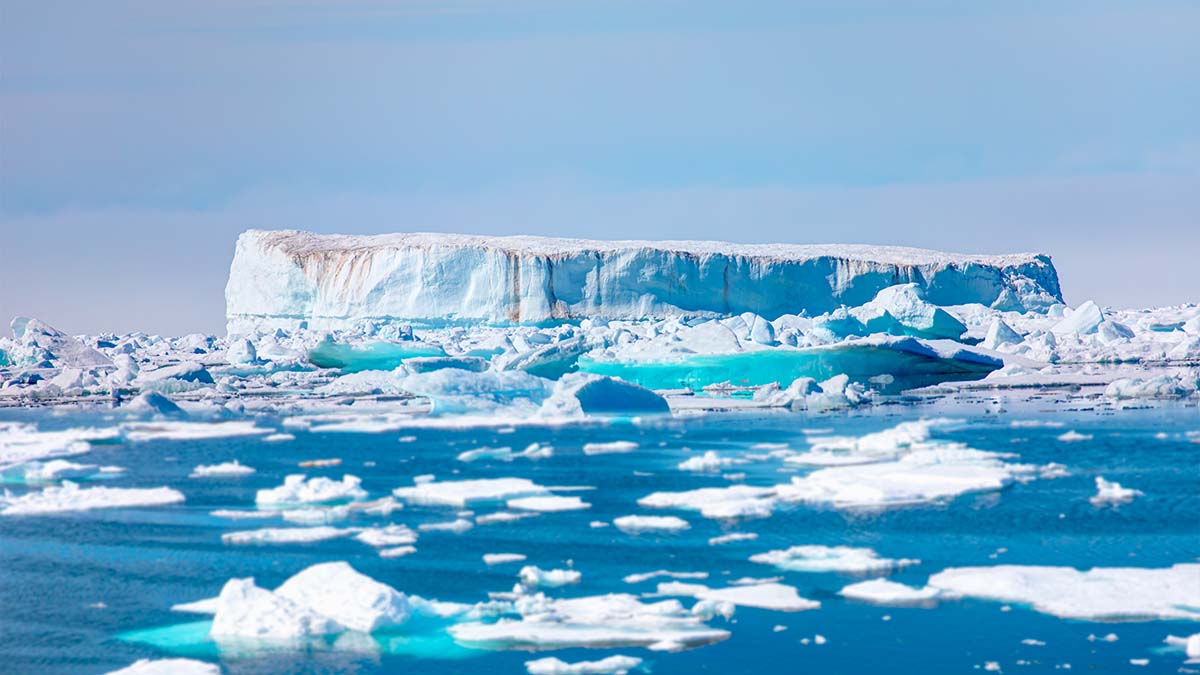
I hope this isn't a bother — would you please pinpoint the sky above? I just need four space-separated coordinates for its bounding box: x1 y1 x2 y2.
1 0 1197 335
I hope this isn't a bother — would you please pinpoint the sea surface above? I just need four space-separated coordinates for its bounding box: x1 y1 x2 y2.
1 396 1197 674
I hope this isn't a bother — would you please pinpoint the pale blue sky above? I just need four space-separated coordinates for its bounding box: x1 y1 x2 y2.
2 1 1197 334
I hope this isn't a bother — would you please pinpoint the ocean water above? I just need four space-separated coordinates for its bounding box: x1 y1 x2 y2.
0 397 1197 674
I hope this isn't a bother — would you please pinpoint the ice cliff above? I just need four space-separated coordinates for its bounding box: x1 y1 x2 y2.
225 230 1062 332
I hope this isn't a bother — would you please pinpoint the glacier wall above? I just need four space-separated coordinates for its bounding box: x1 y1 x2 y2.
225 230 1062 333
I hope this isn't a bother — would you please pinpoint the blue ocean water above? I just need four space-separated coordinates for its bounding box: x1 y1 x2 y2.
0 399 1197 674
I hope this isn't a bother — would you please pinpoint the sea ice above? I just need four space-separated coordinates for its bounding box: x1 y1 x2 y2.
0 482 184 515
122 421 273 442
656 581 820 612
926 563 1200 620
519 566 582 589
0 422 119 470
256 474 367 505
749 545 919 574
1089 477 1143 506
190 460 255 478
394 477 549 507
524 655 643 675
582 440 639 455
209 577 341 640
623 570 709 584
507 495 591 512
839 579 942 605
1164 633 1200 659
613 515 690 534
484 553 527 566
221 527 351 545
274 561 412 632
103 659 221 675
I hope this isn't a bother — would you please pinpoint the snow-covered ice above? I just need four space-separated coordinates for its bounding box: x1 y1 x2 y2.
749 545 919 574
0 482 184 515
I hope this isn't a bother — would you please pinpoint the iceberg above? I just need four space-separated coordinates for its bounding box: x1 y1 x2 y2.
226 230 1062 331
255 474 367 505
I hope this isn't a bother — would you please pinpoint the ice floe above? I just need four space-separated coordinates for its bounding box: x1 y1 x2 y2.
613 515 690 534
839 579 942 605
524 655 642 675
122 421 273 441
507 495 591 512
1089 477 1143 506
655 581 819 612
519 566 582 589
103 659 221 675
749 545 919 574
583 441 639 455
484 553 527 566
0 482 184 515
222 526 351 545
395 477 549 507
256 474 367 506
190 460 255 478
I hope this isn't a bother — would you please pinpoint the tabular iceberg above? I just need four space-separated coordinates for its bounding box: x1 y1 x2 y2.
225 229 1062 332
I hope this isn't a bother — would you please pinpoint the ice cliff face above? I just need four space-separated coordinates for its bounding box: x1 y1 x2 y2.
225 230 1062 332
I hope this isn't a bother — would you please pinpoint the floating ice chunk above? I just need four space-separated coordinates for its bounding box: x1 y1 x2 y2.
19 459 98 481
507 495 591 512
394 477 548 507
0 422 119 470
263 433 295 442
221 526 351 545
124 391 186 417
307 337 445 372
477 511 540 525
7 316 112 368
926 563 1200 620
418 518 474 533
275 561 411 632
776 446 1035 510
449 592 729 650
209 577 341 640
484 553 527 566
1056 431 1092 442
190 460 255 478
457 446 515 462
541 373 669 416
0 481 184 515
1164 633 1200 659
982 318 1023 350
519 566 581 589
1105 374 1197 400
1089 477 1143 506
750 545 918 574
137 361 214 388
103 658 222 675
122 421 273 441
583 441 639 455
839 579 942 605
852 284 967 339
525 655 643 675
613 515 690 534
1051 301 1105 335
677 451 745 472
256 474 367 505
623 570 709 584
355 524 418 548
638 485 776 520
657 581 819 612
225 337 258 365
709 532 758 546
379 545 417 558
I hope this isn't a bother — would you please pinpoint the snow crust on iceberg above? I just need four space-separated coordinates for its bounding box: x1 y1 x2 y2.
274 561 412 632
226 230 1060 331
0 481 184 515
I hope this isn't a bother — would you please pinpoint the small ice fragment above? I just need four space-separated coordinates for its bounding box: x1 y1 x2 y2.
507 495 591 512
519 566 581 589
1089 477 1143 506
583 441 639 455
103 659 221 675
1056 431 1092 442
613 515 690 534
524 655 643 675
190 460 255 478
484 553 527 566
709 532 758 546
221 526 350 545
256 474 366 505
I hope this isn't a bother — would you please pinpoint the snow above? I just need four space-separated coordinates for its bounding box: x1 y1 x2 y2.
839 579 942 604
103 659 221 675
190 460 255 478
394 477 549 506
1089 477 1143 506
613 515 691 534
519 566 582 589
1105 373 1197 400
226 229 1060 331
524 655 642 675
749 545 919 574
0 482 184 515
256 474 367 505
507 495 591 512
926 563 1200 620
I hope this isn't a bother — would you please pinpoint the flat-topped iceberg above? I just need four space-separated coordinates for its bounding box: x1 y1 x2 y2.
226 229 1061 331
